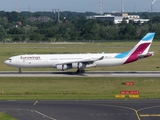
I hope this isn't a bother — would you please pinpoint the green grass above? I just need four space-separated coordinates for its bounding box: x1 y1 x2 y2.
0 77 160 100
0 113 17 120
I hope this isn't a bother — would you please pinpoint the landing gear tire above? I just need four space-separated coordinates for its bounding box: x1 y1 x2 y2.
76 68 85 74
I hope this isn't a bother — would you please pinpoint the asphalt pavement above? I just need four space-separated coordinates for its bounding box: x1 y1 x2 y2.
0 99 160 120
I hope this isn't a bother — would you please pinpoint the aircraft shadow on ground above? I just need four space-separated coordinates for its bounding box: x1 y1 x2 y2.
0 71 87 76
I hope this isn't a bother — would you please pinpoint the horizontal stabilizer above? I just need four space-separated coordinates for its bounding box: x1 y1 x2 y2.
138 52 154 59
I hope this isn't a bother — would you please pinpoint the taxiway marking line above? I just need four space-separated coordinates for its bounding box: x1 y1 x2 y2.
33 100 38 105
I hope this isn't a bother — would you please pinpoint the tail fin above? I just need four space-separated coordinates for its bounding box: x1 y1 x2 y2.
129 32 155 55
115 33 155 64
125 32 155 64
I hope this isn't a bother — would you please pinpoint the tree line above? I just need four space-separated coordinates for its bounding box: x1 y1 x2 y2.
0 11 160 42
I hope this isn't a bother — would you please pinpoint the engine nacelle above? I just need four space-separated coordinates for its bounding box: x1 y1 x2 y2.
72 62 86 68
56 64 71 71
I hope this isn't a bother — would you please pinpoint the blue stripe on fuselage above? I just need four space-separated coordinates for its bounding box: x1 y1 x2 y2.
115 51 130 58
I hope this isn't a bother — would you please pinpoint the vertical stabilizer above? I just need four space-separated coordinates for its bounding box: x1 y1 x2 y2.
124 33 155 64
115 33 155 63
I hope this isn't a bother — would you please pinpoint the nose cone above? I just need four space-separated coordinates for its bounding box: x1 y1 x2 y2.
4 60 11 66
4 60 8 64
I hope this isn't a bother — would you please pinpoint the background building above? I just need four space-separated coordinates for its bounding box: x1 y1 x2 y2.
86 13 149 24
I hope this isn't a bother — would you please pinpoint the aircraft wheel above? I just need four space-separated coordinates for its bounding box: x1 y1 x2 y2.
76 68 85 74
76 69 80 74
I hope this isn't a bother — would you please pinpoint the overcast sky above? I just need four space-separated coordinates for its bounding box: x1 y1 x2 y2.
0 0 159 13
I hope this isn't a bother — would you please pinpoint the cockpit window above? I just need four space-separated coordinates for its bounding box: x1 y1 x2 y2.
8 59 12 60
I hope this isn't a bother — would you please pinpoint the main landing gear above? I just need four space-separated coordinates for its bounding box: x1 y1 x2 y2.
76 68 85 74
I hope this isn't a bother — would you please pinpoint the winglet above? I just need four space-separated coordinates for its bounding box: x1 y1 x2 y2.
97 56 104 61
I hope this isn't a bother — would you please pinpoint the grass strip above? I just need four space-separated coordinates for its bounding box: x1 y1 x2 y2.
0 77 159 100
0 112 17 120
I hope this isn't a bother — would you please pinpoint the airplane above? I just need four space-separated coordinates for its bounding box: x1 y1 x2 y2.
4 32 155 74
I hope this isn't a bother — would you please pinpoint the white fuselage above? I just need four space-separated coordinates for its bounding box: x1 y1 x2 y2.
4 53 126 69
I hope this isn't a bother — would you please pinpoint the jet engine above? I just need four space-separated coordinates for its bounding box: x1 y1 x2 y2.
72 62 86 68
56 64 71 71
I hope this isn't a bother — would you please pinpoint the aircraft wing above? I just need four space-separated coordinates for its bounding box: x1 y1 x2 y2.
56 56 104 65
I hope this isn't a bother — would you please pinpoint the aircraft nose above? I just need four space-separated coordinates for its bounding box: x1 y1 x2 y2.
4 60 8 64
4 60 10 65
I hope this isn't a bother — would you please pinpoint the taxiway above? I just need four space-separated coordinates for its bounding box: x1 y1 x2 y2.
1 100 160 120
